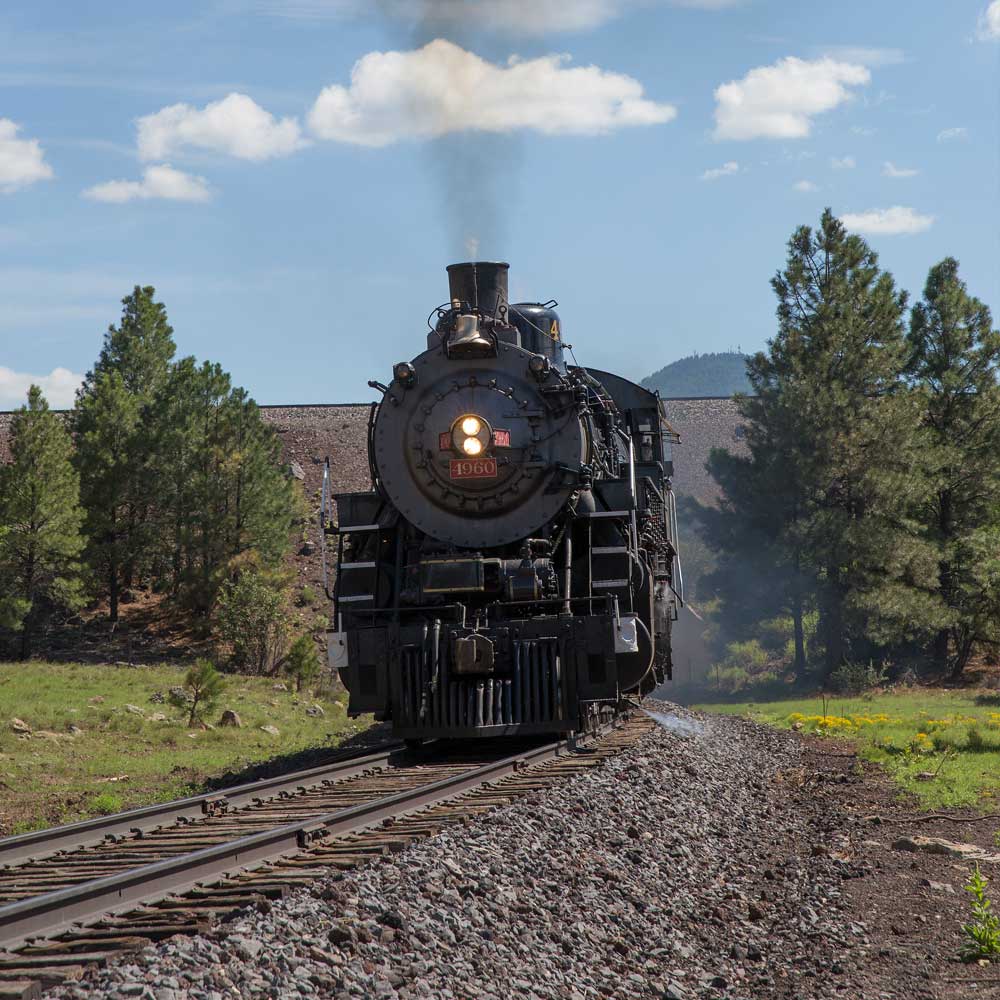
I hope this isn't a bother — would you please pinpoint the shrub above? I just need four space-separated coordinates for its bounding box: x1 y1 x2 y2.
285 633 322 693
215 573 288 674
169 658 226 726
829 660 888 695
297 585 319 608
961 865 1000 962
89 791 123 815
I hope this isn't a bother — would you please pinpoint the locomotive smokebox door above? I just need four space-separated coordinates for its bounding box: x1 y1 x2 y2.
452 633 495 674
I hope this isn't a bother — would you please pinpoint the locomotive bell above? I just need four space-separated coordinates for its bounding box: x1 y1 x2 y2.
447 313 493 357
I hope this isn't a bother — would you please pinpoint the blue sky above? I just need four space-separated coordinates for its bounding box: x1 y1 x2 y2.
1 0 998 408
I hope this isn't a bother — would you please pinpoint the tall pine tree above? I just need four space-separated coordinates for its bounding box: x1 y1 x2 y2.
74 286 176 618
0 386 86 657
151 360 296 613
907 258 1000 676
768 210 945 674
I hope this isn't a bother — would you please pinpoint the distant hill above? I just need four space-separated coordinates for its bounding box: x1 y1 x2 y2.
641 351 750 398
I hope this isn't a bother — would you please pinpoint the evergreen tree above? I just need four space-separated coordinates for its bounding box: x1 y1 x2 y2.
74 286 176 617
767 210 945 674
73 371 140 622
0 386 85 657
702 210 946 680
153 360 296 613
907 258 1000 676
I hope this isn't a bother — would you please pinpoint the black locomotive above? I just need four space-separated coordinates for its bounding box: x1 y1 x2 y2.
322 262 682 739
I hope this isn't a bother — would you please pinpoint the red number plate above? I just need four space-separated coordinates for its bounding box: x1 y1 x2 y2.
493 429 511 448
450 458 498 480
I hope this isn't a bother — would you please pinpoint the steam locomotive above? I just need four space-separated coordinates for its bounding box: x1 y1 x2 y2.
322 262 682 740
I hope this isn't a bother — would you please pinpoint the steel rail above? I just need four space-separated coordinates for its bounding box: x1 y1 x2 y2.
0 740 404 869
0 730 597 952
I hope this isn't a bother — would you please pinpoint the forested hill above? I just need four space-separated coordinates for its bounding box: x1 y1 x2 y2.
641 351 750 398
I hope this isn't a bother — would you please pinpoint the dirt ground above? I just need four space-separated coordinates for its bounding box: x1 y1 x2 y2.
791 735 1000 998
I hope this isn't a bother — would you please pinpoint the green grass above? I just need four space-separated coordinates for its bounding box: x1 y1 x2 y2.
0 661 369 835
695 689 1000 810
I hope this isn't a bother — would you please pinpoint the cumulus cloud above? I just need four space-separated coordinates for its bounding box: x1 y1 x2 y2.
257 0 740 34
83 164 211 203
883 161 918 178
307 39 676 146
978 1 1000 40
793 179 818 192
840 205 934 236
0 119 54 193
0 367 83 410
137 93 306 161
700 160 739 181
937 126 968 142
713 57 870 141
830 155 855 169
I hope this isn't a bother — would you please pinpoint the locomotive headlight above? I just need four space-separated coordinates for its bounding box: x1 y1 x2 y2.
451 413 491 458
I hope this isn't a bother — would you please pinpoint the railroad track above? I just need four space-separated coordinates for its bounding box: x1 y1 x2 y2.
0 715 651 1000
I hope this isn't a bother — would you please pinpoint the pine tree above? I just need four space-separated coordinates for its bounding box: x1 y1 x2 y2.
907 258 1000 676
768 210 945 674
74 286 176 618
73 371 140 622
0 386 86 657
152 360 297 614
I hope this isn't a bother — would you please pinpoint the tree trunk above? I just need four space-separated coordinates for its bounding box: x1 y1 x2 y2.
933 628 950 671
109 560 119 624
18 616 32 660
792 591 806 673
822 581 844 679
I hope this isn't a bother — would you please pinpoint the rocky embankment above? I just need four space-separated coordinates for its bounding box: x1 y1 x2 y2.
46 701 980 1000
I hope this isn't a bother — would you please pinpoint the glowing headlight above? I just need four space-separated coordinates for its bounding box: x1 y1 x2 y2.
450 413 491 459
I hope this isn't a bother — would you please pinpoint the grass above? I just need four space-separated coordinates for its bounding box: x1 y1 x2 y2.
0 661 370 835
695 689 1000 810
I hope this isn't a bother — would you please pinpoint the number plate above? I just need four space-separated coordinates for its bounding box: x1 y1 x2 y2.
450 458 498 480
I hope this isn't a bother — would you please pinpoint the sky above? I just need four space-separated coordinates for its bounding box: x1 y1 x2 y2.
1 0 998 408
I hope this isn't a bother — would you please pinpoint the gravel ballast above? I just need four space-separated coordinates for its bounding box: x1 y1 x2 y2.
46 704 890 1000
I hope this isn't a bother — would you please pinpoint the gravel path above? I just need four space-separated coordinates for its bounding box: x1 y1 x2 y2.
47 704 878 1000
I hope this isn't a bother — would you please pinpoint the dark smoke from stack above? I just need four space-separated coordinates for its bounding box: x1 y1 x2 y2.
375 0 523 261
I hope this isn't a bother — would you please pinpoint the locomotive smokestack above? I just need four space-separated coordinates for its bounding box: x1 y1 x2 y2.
447 261 509 319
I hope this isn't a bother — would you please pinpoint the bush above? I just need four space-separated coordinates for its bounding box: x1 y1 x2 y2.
829 660 888 695
285 633 322 693
169 658 225 726
215 573 288 674
297 585 319 608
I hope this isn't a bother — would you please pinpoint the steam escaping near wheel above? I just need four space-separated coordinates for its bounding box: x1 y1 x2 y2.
323 261 683 739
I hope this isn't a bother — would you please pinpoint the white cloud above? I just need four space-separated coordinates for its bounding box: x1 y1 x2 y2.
83 164 211 203
700 160 739 181
840 205 934 236
0 367 83 410
937 126 968 142
830 155 855 169
882 161 918 178
137 93 306 161
307 39 676 146
713 57 871 141
821 46 904 67
851 125 877 136
793 179 818 192
257 0 740 34
0 118 54 193
978 1 1000 40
